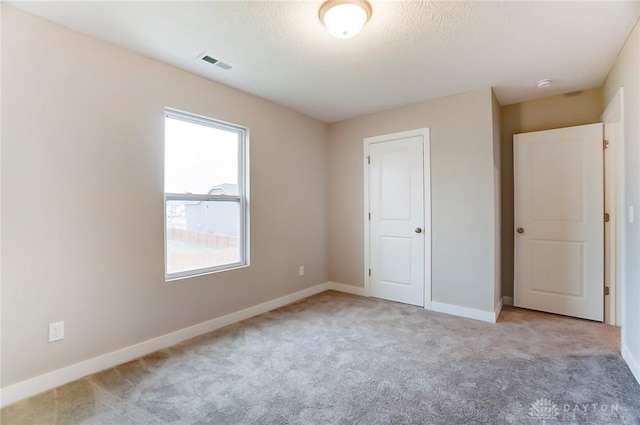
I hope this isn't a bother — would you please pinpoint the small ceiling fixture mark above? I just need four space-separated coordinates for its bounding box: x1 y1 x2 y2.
536 79 552 88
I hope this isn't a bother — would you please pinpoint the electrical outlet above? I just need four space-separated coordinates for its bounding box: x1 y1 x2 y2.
48 321 64 343
299 266 305 276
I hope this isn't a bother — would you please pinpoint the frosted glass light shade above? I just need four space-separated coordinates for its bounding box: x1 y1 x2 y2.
320 1 372 39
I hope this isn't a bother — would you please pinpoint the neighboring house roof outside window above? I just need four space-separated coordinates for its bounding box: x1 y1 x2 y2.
207 183 238 196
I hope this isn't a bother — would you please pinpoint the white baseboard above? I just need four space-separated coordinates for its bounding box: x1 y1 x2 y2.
0 282 331 408
622 343 640 386
502 296 514 306
328 281 501 323
0 282 503 407
326 281 367 297
430 301 498 323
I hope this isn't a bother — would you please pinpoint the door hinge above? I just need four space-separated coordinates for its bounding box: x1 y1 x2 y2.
367 155 370 164
368 212 371 220
604 140 609 149
604 286 610 296
368 268 371 277
604 212 610 223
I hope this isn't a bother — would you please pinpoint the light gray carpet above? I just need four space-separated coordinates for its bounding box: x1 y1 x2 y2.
3 291 639 424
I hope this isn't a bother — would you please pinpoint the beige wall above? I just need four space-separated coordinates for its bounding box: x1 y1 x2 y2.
328 88 499 313
604 19 640 377
499 88 603 298
1 6 328 386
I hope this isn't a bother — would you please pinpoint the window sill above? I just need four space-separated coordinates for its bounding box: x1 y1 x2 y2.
165 263 249 282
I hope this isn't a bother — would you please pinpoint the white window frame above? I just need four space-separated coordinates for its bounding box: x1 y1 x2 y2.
164 108 249 281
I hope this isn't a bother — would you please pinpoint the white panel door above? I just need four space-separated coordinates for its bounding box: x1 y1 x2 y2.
369 135 425 306
514 123 604 321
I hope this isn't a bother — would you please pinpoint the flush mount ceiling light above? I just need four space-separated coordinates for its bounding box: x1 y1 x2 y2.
319 0 372 39
536 79 552 88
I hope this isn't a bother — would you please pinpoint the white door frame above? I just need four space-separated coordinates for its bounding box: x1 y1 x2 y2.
602 88 625 326
363 128 432 309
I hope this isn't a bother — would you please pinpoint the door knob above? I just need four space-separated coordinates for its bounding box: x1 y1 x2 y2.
517 227 525 234
415 227 423 234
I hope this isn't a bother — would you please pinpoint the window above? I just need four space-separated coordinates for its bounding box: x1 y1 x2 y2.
164 108 249 279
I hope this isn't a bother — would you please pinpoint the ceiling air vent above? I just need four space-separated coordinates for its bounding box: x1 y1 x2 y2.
198 53 232 70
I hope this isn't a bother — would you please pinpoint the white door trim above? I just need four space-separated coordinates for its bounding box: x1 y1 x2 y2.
602 87 625 327
363 128 431 309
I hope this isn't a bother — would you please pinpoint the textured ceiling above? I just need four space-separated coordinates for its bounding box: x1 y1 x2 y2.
9 1 640 123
